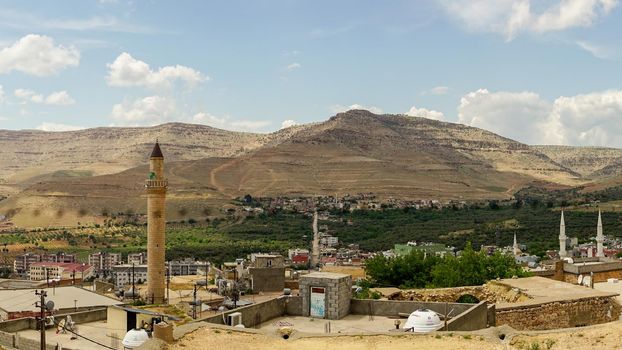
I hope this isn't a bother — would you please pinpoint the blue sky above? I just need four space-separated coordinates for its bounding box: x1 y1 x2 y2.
1 0 622 146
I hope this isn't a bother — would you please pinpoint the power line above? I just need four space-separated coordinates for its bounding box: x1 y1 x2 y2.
53 317 116 350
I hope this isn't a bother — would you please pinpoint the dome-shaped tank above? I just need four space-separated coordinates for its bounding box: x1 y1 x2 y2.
404 309 442 333
122 329 150 348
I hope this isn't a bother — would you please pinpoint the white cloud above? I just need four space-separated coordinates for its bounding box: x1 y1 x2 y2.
0 34 80 76
14 89 75 106
44 91 75 106
107 52 207 90
427 86 450 95
458 89 554 144
405 106 445 120
286 62 301 71
330 104 384 114
281 120 298 129
111 95 176 125
439 0 619 40
457 88 622 147
576 40 611 59
36 122 84 132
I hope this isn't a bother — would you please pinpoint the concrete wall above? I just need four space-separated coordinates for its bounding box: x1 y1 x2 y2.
496 296 621 330
350 299 473 318
201 297 291 328
249 267 285 293
300 274 351 320
445 301 488 331
285 296 303 316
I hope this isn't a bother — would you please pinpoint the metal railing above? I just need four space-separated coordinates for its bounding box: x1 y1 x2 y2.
145 180 168 188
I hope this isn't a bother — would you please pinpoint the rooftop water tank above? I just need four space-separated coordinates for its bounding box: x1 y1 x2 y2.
122 329 150 348
404 309 442 333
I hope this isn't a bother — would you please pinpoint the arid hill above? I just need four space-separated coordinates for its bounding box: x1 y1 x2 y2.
533 145 622 178
1 110 621 227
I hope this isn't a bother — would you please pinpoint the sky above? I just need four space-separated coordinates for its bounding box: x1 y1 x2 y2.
0 0 622 147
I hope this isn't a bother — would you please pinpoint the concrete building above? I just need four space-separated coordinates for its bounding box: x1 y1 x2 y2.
250 254 284 268
596 210 605 258
29 262 93 282
146 141 167 304
248 254 285 293
300 272 352 320
13 253 41 277
128 252 147 265
288 248 309 260
88 252 122 276
112 264 148 287
168 259 206 276
0 286 121 320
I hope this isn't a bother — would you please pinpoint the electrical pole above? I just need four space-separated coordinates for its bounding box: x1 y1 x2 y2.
132 263 136 304
35 290 47 350
45 267 49 288
192 284 197 319
166 265 170 305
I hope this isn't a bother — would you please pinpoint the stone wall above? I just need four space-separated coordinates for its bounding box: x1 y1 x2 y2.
249 267 285 292
563 270 622 284
350 299 473 318
300 273 351 320
201 297 295 328
496 296 620 330
392 282 528 304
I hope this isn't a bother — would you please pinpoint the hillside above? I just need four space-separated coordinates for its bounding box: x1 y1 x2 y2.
0 110 594 227
532 145 622 178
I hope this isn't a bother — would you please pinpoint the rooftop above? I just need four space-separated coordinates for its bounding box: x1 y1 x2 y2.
0 286 122 313
30 262 91 272
301 272 350 280
494 276 618 309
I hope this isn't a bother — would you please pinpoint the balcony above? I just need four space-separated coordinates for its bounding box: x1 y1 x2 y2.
145 180 168 188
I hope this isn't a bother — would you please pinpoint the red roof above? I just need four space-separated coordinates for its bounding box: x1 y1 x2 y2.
292 254 309 263
30 262 91 272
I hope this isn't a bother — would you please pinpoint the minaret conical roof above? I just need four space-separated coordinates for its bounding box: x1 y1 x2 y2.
150 141 163 158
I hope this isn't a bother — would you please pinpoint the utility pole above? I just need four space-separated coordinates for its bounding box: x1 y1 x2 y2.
72 269 75 286
35 290 47 350
131 263 136 304
45 267 49 288
192 284 197 319
166 264 170 305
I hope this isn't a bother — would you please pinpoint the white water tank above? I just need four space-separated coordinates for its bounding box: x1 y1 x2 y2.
122 329 149 348
404 309 442 333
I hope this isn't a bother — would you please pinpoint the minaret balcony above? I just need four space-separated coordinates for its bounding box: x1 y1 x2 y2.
145 180 168 188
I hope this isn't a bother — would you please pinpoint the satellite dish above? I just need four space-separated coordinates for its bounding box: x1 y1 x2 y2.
578 275 584 285
45 300 55 311
583 276 592 287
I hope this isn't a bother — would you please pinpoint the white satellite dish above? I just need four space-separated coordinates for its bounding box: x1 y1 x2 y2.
577 275 584 285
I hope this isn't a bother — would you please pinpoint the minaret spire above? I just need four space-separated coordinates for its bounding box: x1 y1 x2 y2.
596 210 604 258
513 233 519 256
559 211 567 258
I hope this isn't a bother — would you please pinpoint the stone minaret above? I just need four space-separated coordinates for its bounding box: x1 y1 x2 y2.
596 210 604 258
559 211 567 258
146 142 167 304
513 233 519 256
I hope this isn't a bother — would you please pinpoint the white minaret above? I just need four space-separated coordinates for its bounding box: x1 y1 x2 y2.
559 211 567 258
596 210 604 258
513 233 519 256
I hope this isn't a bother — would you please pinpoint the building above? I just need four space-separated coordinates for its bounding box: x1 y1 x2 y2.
146 141 168 304
248 254 285 293
394 242 454 257
288 248 309 260
88 252 122 276
291 254 309 265
112 264 148 288
13 252 77 278
320 234 339 248
0 286 121 320
168 259 208 276
128 252 147 265
300 272 352 320
13 253 41 277
29 262 92 282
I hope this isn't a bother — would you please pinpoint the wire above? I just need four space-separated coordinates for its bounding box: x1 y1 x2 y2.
53 318 116 350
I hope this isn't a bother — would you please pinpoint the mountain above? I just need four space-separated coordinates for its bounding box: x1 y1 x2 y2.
0 110 618 227
532 145 622 178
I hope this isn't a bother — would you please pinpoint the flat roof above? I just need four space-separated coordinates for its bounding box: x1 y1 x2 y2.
0 286 122 313
301 272 350 280
494 277 618 309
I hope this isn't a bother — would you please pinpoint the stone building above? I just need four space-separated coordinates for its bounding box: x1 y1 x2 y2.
300 272 352 320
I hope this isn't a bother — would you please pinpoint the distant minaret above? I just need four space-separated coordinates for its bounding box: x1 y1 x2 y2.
513 233 519 256
311 210 320 268
559 211 567 258
596 210 604 258
146 141 167 304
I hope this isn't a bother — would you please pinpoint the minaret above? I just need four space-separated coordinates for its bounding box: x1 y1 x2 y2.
146 141 167 304
513 233 519 256
559 211 567 258
596 210 604 258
